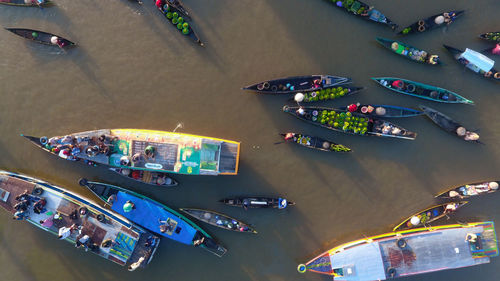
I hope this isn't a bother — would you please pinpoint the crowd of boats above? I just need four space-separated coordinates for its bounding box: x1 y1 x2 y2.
1 0 499 280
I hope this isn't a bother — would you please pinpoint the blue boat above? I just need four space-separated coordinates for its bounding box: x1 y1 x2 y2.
79 179 227 257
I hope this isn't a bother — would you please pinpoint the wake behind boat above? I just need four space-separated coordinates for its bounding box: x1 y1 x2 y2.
80 179 227 257
283 106 417 140
0 171 159 271
443 45 500 81
22 129 240 176
435 181 499 199
298 222 499 280
371 77 474 104
243 75 350 94
398 11 463 36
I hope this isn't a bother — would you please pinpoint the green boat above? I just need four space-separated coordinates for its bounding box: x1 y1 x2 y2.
371 77 474 104
479 32 500 43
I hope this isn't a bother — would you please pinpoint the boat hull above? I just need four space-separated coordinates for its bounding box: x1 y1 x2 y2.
180 208 257 233
6 28 75 47
371 77 473 104
435 181 500 199
398 11 464 35
243 75 350 94
377 37 440 65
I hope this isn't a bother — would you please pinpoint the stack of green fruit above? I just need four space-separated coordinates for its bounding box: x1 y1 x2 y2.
303 86 351 102
165 8 190 35
330 144 351 152
312 110 369 135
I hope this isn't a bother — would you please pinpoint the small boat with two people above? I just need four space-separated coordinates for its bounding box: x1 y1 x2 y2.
220 197 294 210
22 129 241 177
376 37 440 65
392 202 468 231
298 222 499 280
398 10 464 35
80 179 227 257
283 106 417 140
371 77 474 104
180 208 257 233
435 181 499 199
243 75 350 94
109 168 178 187
342 103 423 118
0 171 159 271
329 0 397 29
443 45 500 81
420 106 480 143
280 133 352 153
5 28 75 49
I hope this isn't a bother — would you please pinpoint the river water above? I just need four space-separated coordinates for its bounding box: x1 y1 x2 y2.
0 0 499 280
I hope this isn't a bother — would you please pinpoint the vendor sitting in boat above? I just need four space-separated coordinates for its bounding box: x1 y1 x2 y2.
456 127 479 142
427 54 440 65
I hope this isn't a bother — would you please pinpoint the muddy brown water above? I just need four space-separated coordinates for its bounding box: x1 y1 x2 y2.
0 0 499 280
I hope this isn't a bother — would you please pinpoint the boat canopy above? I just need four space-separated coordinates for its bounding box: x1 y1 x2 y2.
460 48 495 72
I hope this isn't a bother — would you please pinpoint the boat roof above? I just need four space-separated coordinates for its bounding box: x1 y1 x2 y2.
68 129 240 175
460 48 495 72
329 223 498 280
110 190 198 245
0 171 157 267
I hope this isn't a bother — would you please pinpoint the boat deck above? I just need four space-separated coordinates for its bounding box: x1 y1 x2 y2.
379 226 493 279
0 173 158 268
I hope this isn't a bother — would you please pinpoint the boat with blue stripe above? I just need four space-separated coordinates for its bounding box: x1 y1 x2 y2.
79 179 227 257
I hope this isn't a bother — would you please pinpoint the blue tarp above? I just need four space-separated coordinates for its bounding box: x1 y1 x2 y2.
111 191 197 245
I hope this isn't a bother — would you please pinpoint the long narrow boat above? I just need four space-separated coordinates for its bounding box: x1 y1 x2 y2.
393 202 468 231
156 3 203 46
219 197 294 209
435 181 499 200
371 77 474 104
420 106 480 143
108 168 178 187
294 86 363 103
398 10 464 36
376 37 440 65
80 179 227 257
298 222 499 280
283 106 417 140
243 75 350 94
479 32 500 42
22 129 241 176
5 28 75 48
443 45 500 81
328 0 397 29
0 0 51 6
0 171 159 270
179 208 257 233
341 104 423 118
280 133 351 152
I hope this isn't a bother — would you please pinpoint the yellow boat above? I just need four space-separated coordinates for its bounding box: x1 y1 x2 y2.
22 129 240 176
298 222 498 280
